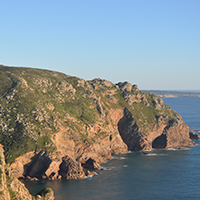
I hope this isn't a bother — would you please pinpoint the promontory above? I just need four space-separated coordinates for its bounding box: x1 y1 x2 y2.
0 65 194 184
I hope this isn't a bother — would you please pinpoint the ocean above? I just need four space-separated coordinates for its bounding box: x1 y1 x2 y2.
23 97 200 200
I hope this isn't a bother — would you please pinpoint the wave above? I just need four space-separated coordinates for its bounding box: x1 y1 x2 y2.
165 147 190 151
165 148 177 151
121 151 132 154
111 156 127 160
83 174 97 179
141 152 168 156
144 153 158 156
98 167 111 171
142 149 153 152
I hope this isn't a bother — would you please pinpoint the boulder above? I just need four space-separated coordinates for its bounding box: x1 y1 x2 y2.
132 84 139 91
45 160 62 180
85 169 97 176
116 81 133 92
59 155 85 179
189 130 200 140
35 188 55 200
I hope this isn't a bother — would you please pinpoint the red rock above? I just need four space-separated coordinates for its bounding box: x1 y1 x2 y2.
59 155 85 179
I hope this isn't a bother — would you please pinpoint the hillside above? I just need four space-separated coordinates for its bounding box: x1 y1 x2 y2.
0 65 194 181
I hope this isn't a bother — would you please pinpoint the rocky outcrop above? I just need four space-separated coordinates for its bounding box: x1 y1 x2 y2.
82 158 101 169
84 169 97 177
0 144 54 200
10 151 100 181
10 151 35 179
59 155 85 179
118 107 194 151
35 188 55 200
0 144 12 200
45 160 62 180
10 151 52 180
189 130 200 140
117 81 133 92
24 151 52 179
152 123 194 148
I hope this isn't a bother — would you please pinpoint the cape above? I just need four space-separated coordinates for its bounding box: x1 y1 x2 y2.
0 65 194 181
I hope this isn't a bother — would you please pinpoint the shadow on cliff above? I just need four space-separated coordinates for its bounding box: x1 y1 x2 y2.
118 107 194 151
152 134 167 148
23 150 52 179
117 108 146 151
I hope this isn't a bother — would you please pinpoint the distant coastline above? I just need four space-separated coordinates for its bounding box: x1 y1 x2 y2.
143 90 200 98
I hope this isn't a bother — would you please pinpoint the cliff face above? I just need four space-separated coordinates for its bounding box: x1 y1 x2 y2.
0 144 11 200
118 108 194 150
0 144 55 199
0 65 194 181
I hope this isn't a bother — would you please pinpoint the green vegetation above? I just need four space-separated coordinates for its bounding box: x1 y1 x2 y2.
0 65 184 164
35 188 53 199
0 168 2 179
4 166 17 200
8 188 15 199
0 122 36 163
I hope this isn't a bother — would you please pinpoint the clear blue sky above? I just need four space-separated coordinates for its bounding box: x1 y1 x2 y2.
1 0 200 90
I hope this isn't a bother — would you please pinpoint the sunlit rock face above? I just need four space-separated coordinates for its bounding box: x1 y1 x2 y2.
0 65 194 181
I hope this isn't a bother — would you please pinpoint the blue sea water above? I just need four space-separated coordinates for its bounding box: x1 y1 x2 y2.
163 97 200 130
23 97 200 200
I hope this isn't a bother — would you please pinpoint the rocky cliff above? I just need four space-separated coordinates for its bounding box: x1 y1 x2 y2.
0 65 194 181
0 144 54 199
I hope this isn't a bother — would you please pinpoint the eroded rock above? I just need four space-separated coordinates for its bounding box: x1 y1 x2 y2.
59 155 85 179
116 81 132 92
82 158 101 169
0 144 55 200
189 130 200 140
118 107 194 151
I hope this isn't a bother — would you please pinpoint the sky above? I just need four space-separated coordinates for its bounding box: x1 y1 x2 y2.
1 0 200 90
